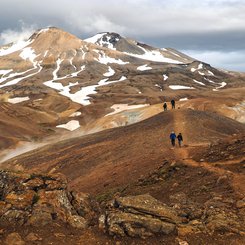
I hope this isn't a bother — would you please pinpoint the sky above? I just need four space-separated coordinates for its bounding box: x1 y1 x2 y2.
0 0 245 71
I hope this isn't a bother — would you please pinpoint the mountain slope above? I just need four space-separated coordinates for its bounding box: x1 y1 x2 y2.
85 32 194 63
2 108 244 194
0 27 244 151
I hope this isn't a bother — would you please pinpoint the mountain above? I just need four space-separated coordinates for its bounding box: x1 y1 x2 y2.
0 26 244 152
85 32 194 63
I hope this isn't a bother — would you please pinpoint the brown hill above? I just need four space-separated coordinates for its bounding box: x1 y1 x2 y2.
3 108 244 194
1 106 245 244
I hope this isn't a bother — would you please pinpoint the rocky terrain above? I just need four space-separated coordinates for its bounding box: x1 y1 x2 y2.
0 27 244 244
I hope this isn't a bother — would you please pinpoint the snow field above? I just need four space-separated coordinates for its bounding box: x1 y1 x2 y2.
103 66 115 77
163 74 168 81
193 79 205 86
8 96 30 104
105 104 149 116
169 85 195 90
179 98 188 101
137 64 152 71
56 120 80 131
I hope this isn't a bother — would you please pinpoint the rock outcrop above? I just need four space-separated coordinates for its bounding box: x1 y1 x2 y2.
0 170 99 228
99 194 181 238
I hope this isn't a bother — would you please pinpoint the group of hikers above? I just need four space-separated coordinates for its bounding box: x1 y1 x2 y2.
170 131 183 148
162 99 183 148
163 99 175 111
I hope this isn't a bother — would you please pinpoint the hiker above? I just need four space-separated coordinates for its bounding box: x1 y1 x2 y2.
163 102 167 111
177 133 183 147
169 131 176 147
171 99 175 109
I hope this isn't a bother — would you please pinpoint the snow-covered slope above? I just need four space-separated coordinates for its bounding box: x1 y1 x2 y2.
85 32 194 64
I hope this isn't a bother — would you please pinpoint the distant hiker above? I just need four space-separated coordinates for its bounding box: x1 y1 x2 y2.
170 131 177 147
171 99 175 109
163 102 167 111
177 133 183 147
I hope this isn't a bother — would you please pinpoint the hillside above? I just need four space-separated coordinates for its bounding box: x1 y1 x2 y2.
0 27 245 244
0 107 245 244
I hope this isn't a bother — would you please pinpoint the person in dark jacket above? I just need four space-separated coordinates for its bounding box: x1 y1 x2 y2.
169 131 176 147
163 102 167 111
171 99 175 109
177 133 183 147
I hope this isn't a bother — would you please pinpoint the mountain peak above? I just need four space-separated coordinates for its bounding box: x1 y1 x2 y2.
85 32 194 63
85 32 123 50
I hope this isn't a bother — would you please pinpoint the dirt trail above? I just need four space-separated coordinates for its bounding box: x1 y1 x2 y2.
172 109 245 198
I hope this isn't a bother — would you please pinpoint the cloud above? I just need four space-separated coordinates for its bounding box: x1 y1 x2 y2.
184 49 245 71
0 0 244 71
0 21 36 45
68 13 126 35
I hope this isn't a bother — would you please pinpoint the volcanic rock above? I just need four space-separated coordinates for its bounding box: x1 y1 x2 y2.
99 194 180 238
0 170 98 229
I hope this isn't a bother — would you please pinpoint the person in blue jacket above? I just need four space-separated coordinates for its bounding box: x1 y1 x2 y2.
170 131 177 147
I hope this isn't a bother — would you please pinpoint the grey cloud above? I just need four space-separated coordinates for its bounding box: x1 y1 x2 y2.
0 0 244 71
184 49 245 71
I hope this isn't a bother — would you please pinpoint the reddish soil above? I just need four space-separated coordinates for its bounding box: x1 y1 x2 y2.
1 107 245 244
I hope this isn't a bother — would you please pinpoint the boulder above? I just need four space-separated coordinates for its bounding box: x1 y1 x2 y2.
203 198 242 234
5 190 36 209
0 170 98 229
23 177 44 190
100 194 180 238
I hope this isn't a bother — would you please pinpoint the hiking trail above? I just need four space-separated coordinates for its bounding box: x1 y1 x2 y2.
171 109 245 198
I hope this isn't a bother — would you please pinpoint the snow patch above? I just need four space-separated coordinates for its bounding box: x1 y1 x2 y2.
69 111 82 117
106 104 149 116
213 82 227 91
198 63 203 69
0 39 33 56
204 77 215 84
103 66 115 77
163 74 168 81
169 85 195 90
96 51 129 65
126 46 182 64
38 28 50 34
179 98 188 101
45 74 127 106
8 96 30 104
0 63 42 88
137 64 152 71
53 59 63 80
0 70 12 76
155 84 163 91
19 47 37 63
198 71 205 76
193 79 205 86
43 50 49 57
85 33 105 44
85 33 117 50
56 120 80 131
